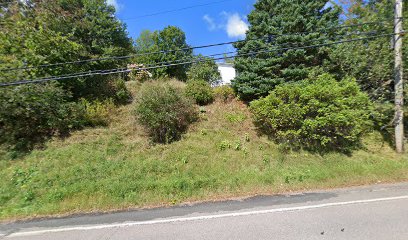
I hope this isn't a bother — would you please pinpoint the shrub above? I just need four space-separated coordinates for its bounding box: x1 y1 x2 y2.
250 74 373 152
78 77 131 104
0 84 85 151
214 85 235 102
186 57 221 85
80 98 115 127
135 81 198 144
112 78 132 104
185 80 214 106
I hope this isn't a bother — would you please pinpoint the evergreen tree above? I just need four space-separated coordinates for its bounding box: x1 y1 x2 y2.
232 0 341 101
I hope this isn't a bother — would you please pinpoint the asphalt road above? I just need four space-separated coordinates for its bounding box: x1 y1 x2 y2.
1 183 408 240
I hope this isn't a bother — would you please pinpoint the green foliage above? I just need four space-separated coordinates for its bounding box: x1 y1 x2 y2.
134 26 193 80
213 85 236 102
0 0 134 100
328 0 395 102
0 94 407 220
218 140 232 151
232 0 341 101
185 80 214 106
135 81 198 144
187 56 221 84
250 74 373 152
80 77 132 104
225 112 247 123
113 79 133 104
0 84 85 151
80 98 115 127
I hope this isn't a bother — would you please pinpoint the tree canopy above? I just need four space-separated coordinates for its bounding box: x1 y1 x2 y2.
0 0 134 99
232 0 341 101
134 26 193 81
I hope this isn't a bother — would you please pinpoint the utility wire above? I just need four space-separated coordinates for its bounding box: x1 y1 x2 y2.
0 20 395 72
0 32 399 87
120 0 234 20
0 29 391 84
122 28 391 68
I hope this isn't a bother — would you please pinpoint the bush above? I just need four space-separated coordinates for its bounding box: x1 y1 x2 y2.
135 81 198 144
185 80 214 106
186 58 221 85
80 98 115 127
250 74 373 152
0 84 85 151
214 85 235 102
77 77 132 104
112 78 133 104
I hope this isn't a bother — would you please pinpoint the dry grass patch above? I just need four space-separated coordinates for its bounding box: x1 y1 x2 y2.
0 82 407 221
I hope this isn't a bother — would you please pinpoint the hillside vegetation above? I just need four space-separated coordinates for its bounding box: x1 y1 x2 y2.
1 81 407 221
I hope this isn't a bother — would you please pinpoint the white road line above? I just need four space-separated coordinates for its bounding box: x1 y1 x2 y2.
6 195 408 238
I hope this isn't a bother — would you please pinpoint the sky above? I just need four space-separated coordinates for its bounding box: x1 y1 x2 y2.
107 0 256 56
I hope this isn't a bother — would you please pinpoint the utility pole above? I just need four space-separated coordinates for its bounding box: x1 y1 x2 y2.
394 0 404 153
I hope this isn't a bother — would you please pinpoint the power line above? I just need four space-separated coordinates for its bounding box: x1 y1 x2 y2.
0 20 394 73
121 29 391 68
0 29 391 84
120 0 234 20
0 32 399 87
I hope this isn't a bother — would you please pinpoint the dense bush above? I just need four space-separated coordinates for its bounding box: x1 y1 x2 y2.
135 81 198 144
80 98 115 127
186 57 221 85
214 85 235 102
79 77 132 104
185 80 214 106
250 74 373 152
0 84 85 151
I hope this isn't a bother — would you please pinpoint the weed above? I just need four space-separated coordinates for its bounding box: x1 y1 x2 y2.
0 96 407 221
243 147 249 157
262 156 270 165
284 170 312 184
218 140 232 151
234 141 242 151
180 156 189 164
245 133 250 142
225 112 247 123
23 190 35 203
12 168 37 187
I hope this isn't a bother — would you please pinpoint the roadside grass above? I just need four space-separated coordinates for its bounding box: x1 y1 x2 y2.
1 82 408 221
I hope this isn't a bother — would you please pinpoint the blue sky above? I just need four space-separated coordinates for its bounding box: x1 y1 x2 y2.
107 0 256 56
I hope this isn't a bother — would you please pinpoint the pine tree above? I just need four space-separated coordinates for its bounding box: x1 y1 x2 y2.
232 0 341 101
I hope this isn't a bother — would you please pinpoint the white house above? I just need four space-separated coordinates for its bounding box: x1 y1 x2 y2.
216 63 236 85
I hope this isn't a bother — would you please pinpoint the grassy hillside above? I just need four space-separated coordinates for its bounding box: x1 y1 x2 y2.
1 81 408 221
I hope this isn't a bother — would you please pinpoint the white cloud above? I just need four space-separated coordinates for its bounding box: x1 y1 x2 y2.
203 12 249 39
225 13 249 38
203 15 217 31
107 0 121 11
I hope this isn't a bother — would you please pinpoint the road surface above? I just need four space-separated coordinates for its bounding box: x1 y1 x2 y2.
1 182 408 239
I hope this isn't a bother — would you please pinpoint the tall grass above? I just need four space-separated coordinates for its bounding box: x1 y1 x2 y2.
0 83 407 221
